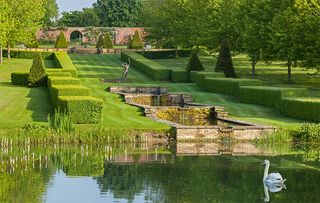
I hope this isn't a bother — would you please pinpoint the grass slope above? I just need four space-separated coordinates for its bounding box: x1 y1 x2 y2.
71 54 306 130
0 58 52 127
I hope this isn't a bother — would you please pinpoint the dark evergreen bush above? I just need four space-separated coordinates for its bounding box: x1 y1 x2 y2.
103 32 114 49
215 38 237 78
55 31 68 48
127 35 132 49
96 34 104 48
129 31 144 49
28 53 47 87
186 52 204 72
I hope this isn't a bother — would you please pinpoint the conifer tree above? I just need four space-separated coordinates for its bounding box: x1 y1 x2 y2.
28 53 47 87
215 38 237 78
186 52 204 71
127 35 133 49
96 34 104 48
55 31 68 48
102 32 114 48
129 30 144 49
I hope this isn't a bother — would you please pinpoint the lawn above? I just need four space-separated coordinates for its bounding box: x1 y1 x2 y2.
0 58 52 127
70 54 306 130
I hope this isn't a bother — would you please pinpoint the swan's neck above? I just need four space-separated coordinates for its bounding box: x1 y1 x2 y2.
263 163 270 180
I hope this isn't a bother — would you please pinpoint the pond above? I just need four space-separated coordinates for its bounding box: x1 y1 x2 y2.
0 143 319 203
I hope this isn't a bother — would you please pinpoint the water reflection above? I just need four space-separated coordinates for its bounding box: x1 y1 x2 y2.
0 142 319 203
263 182 286 202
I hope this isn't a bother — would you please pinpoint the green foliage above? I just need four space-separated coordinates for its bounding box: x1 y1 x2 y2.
239 86 309 110
2 50 54 59
203 78 263 97
27 35 39 48
55 31 68 48
11 72 29 86
59 8 99 27
129 31 144 49
291 123 320 143
186 52 204 72
57 96 104 124
189 71 224 84
43 0 59 27
49 85 91 106
28 53 47 87
96 34 104 48
48 77 81 86
121 52 171 80
127 35 132 49
281 98 320 122
53 52 77 77
171 70 189 83
136 49 192 59
47 71 72 77
103 32 114 49
215 38 237 78
48 109 75 133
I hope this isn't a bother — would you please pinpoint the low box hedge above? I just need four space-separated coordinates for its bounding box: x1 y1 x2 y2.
239 86 309 110
49 85 91 107
47 71 72 77
57 96 104 124
281 97 320 122
203 78 263 97
121 52 171 80
135 49 192 59
171 69 190 83
3 50 54 59
190 71 225 84
48 77 81 87
11 72 29 86
53 52 77 77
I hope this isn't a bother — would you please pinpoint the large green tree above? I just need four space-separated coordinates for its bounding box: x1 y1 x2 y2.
43 0 59 27
58 8 99 27
0 0 10 64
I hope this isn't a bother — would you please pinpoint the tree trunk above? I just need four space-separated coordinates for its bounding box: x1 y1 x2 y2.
7 44 10 60
0 46 2 65
251 58 256 78
287 60 292 84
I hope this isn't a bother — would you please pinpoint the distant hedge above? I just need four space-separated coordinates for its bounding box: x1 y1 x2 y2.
121 52 171 80
239 86 309 110
11 72 29 86
171 69 189 83
3 50 54 59
136 49 192 59
281 98 320 122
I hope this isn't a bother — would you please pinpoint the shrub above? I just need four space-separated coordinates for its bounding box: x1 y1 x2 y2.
27 35 39 48
11 72 29 86
121 52 171 80
48 109 75 133
215 38 237 78
291 123 320 143
190 71 224 84
127 35 133 49
204 78 263 97
136 49 192 59
171 69 190 83
57 96 104 124
49 85 91 107
48 77 81 87
186 52 204 72
53 52 77 77
55 31 68 48
281 97 320 122
96 34 104 48
2 50 54 59
103 32 114 49
129 30 143 49
28 53 47 87
239 86 309 110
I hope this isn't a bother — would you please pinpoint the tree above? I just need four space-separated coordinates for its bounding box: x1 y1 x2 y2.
58 8 99 27
186 52 204 72
28 53 47 87
129 31 143 49
27 35 39 48
43 0 58 27
0 0 10 64
55 31 68 48
1 0 45 60
215 38 236 78
96 34 104 48
93 0 143 27
103 32 114 49
127 35 132 49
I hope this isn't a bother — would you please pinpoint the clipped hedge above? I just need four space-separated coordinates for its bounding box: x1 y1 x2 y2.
49 85 91 106
190 71 224 84
203 78 263 97
48 77 81 86
121 52 171 80
281 97 320 122
171 69 190 83
239 86 309 110
136 49 192 59
47 71 72 77
53 52 77 77
11 72 29 86
3 50 54 59
57 96 104 124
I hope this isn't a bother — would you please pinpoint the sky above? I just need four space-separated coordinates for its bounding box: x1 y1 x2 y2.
56 0 96 13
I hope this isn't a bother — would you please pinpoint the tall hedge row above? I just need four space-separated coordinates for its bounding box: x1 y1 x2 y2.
11 72 29 86
281 98 320 122
3 50 54 59
171 69 190 83
190 71 225 84
121 52 171 80
239 86 309 110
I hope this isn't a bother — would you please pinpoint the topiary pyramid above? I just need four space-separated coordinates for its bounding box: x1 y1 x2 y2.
129 30 144 49
186 52 204 72
215 38 237 78
28 53 47 87
103 32 114 49
96 34 104 48
127 35 133 49
55 31 68 48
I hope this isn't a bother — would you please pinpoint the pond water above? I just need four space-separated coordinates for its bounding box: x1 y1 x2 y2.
0 143 319 203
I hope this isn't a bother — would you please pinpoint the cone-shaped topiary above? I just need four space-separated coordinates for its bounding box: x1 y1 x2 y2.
28 35 39 48
28 53 47 87
103 32 114 49
96 34 104 48
186 52 204 72
55 31 68 48
129 30 144 49
127 35 133 49
215 38 236 78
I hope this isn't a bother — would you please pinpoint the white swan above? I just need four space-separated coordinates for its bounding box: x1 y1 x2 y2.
262 159 286 185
